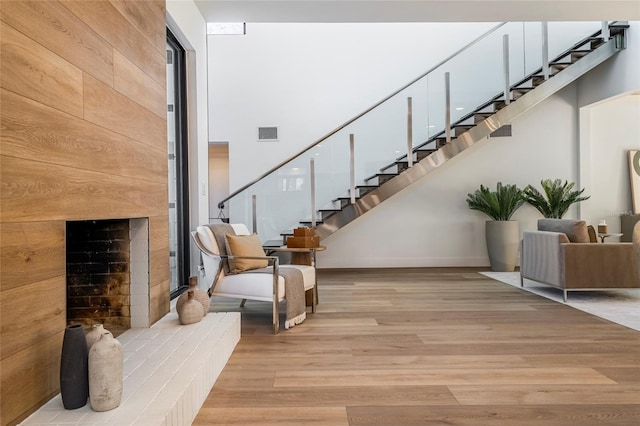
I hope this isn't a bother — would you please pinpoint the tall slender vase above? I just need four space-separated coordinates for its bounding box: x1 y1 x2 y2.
60 324 89 409
89 331 123 412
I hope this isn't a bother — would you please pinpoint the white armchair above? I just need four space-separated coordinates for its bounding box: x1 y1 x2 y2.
191 224 316 334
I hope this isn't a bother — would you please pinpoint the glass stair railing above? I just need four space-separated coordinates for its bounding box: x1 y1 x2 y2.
218 21 628 245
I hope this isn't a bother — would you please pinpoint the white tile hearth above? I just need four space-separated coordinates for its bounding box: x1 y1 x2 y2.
20 311 240 426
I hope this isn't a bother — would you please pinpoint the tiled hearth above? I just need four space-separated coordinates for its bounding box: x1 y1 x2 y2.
19 310 240 426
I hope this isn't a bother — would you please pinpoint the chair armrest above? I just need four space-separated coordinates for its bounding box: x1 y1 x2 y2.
221 254 279 263
562 243 636 289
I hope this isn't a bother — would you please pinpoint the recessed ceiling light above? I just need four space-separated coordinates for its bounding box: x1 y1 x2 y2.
455 107 465 111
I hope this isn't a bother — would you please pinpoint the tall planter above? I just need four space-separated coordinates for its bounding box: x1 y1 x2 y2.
486 220 520 272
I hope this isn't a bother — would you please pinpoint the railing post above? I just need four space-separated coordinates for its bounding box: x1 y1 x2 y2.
310 158 316 228
251 194 257 234
444 72 451 143
542 22 550 81
601 21 610 41
349 133 356 204
407 97 413 167
503 34 511 105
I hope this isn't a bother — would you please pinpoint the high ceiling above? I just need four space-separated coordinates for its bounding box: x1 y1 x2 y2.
193 0 640 23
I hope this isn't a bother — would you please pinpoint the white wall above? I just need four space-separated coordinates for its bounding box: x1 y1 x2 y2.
208 22 497 191
577 22 640 108
577 21 640 233
208 144 230 219
580 94 640 232
166 1 210 276
208 21 639 268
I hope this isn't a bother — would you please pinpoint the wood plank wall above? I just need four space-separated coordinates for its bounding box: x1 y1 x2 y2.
0 1 168 424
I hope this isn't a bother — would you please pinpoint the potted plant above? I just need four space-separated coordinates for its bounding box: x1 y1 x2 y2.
524 179 590 218
466 182 526 271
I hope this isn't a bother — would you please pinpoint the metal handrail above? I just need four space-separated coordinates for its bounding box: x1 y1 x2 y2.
217 21 508 209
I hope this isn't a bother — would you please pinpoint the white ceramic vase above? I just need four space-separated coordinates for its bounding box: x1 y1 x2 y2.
88 331 123 412
85 324 106 350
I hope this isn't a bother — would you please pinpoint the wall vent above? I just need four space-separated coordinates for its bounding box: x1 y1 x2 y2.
258 126 278 142
490 125 512 137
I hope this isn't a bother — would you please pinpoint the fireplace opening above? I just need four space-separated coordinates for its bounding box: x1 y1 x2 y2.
66 219 131 334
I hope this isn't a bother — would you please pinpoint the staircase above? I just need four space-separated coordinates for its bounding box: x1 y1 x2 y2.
218 21 628 244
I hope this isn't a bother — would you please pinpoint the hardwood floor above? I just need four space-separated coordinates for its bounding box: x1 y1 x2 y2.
193 268 640 425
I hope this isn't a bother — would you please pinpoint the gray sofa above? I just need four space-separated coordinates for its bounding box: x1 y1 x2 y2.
520 219 638 301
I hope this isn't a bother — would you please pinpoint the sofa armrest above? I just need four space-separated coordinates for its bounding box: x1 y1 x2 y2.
521 231 568 287
562 243 637 289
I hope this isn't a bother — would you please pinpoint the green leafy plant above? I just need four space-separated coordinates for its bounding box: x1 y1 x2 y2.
524 179 590 219
466 182 526 221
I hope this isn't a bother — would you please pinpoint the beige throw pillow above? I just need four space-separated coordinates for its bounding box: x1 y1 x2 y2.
224 233 268 273
538 219 590 243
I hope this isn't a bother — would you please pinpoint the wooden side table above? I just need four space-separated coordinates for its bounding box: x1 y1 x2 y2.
263 246 325 306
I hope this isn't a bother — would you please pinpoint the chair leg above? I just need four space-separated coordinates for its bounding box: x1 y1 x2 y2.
520 274 524 287
311 285 316 314
239 298 247 308
563 289 568 303
273 298 279 334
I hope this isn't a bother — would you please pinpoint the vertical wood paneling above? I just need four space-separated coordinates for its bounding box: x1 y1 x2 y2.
150 279 171 325
0 22 84 118
0 276 66 360
0 332 63 425
109 0 166 53
0 2 168 424
0 155 168 222
0 0 114 87
114 50 167 118
60 0 165 86
1 89 167 183
84 74 167 149
0 221 66 291
149 215 170 324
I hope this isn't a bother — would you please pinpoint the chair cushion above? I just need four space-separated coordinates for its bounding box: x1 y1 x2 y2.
212 265 315 301
225 233 269 273
538 219 590 243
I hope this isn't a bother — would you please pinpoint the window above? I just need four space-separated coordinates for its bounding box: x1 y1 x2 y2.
166 29 190 298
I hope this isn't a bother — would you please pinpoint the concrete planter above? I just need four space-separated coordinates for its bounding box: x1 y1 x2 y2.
486 220 520 272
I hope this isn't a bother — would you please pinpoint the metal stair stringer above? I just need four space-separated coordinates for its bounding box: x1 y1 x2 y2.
314 34 624 240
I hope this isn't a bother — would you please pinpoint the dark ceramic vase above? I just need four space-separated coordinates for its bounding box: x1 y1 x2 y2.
60 324 89 409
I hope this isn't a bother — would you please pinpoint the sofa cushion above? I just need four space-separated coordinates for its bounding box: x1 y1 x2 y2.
225 233 269 273
538 219 590 243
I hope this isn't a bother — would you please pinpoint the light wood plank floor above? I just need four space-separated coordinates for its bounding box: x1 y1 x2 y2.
193 268 640 425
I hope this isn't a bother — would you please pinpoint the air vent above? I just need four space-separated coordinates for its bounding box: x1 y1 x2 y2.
490 125 512 137
258 126 278 142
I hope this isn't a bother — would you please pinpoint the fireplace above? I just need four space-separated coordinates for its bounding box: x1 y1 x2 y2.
66 218 150 334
